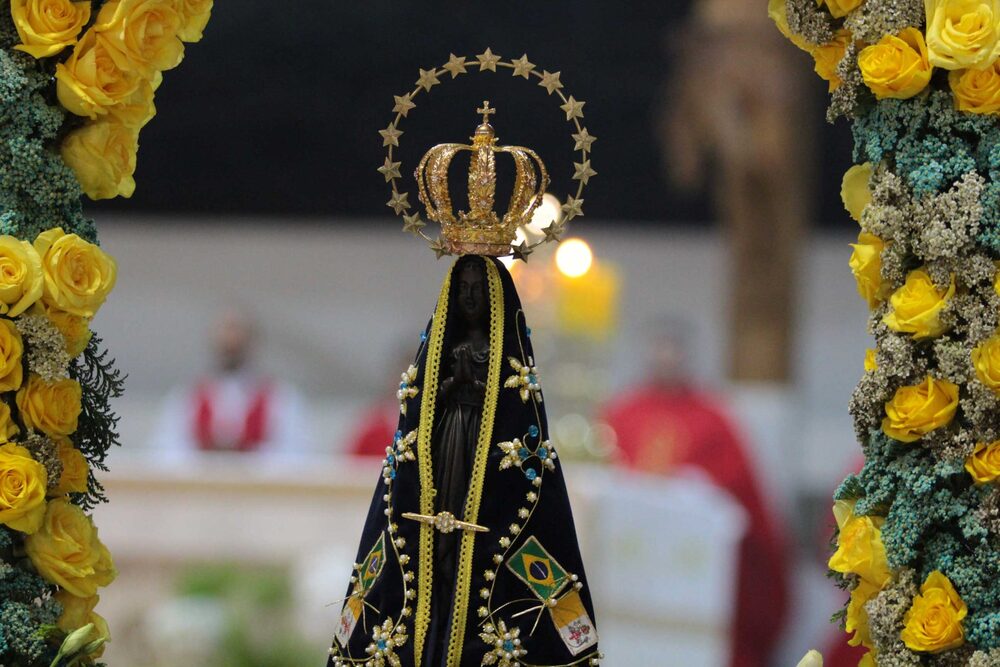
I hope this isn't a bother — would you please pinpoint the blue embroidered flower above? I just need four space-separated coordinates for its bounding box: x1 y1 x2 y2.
479 620 526 666
504 356 543 403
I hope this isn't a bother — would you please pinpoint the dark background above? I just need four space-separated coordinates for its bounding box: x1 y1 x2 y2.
94 1 854 227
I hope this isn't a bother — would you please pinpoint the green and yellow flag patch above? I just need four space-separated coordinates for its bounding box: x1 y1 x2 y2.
506 536 569 601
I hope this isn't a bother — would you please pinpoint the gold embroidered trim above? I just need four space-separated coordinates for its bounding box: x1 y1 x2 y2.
413 267 452 665
445 259 505 666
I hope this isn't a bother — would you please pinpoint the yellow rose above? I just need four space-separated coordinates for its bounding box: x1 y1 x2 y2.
769 0 813 51
817 0 864 18
25 498 116 596
901 571 966 653
108 76 156 129
95 0 184 79
882 375 960 443
32 302 92 358
53 438 89 496
950 60 1000 113
858 28 934 99
175 0 212 42
34 227 118 318
0 402 21 444
0 443 48 534
54 591 109 659
55 29 144 120
16 374 82 438
10 0 91 59
814 30 852 92
846 579 881 648
884 269 955 339
842 162 874 222
926 0 1000 69
865 348 878 372
61 119 138 201
850 233 889 309
965 440 1000 482
0 319 24 393
972 333 1000 393
829 500 892 587
0 237 43 317
858 651 877 667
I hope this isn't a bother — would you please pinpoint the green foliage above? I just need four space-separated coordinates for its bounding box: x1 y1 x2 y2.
854 93 1000 196
173 566 317 667
852 92 1000 256
0 46 93 244
0 600 60 666
68 335 125 511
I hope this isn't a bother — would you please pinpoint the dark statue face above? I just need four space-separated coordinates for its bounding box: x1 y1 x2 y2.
456 261 488 325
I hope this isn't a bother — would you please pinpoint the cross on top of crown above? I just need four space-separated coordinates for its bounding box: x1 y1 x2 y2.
477 100 496 124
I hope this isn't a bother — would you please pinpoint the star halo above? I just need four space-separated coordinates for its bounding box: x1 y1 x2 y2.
380 49 595 260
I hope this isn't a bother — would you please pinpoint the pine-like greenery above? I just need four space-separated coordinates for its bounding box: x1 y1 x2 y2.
69 335 126 511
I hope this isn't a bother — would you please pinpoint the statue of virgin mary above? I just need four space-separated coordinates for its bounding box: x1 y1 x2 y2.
327 255 600 667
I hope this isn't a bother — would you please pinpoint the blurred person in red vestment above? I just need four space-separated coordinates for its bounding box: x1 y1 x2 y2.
345 341 415 458
152 308 310 461
600 321 791 667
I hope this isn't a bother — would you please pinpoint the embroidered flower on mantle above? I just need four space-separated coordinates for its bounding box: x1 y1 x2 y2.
496 423 558 484
396 365 419 415
364 619 407 667
480 619 527 666
504 356 542 403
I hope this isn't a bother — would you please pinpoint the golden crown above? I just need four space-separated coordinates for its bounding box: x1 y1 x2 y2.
415 101 549 256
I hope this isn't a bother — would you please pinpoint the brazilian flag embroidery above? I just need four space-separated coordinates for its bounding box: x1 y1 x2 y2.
506 536 569 601
359 532 386 594
506 536 598 656
335 532 387 648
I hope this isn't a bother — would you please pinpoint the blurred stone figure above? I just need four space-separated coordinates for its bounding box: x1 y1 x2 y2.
659 0 813 382
153 309 310 459
601 321 790 667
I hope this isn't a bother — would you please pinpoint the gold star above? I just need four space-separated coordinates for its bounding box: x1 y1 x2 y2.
538 70 563 95
572 128 596 152
476 48 501 72
510 54 535 79
377 157 401 182
379 123 402 147
416 68 440 92
511 240 533 262
573 160 597 185
443 53 468 78
402 213 425 235
393 93 416 117
387 190 410 214
429 238 451 259
543 220 565 243
560 96 585 121
561 196 584 221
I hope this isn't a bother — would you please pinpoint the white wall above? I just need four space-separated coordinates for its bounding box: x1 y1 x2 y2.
94 216 866 494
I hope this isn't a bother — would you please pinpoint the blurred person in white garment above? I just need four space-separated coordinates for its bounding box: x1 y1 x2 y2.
152 308 310 462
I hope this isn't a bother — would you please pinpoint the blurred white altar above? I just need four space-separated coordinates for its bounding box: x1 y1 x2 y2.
92 455 745 666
